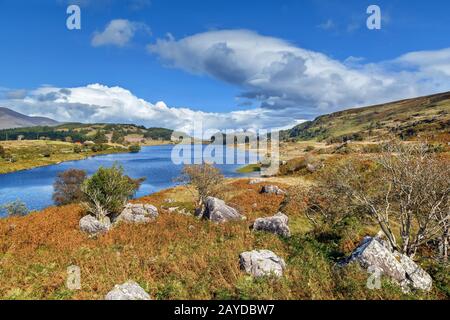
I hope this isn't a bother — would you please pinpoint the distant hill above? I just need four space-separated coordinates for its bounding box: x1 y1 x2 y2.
282 92 450 143
0 107 59 130
0 122 174 143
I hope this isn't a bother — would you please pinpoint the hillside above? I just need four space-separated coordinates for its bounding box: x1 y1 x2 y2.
0 123 173 144
282 92 450 143
0 107 59 130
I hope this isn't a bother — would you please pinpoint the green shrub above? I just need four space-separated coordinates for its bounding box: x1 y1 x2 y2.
73 145 82 153
81 164 143 219
0 145 5 158
128 145 141 153
1 200 29 217
91 144 108 152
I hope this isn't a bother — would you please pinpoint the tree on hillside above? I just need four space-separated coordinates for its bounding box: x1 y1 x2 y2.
176 164 224 216
93 130 108 144
111 130 125 144
81 164 143 220
52 169 87 206
303 140 450 260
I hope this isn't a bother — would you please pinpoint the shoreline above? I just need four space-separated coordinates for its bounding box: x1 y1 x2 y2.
0 140 173 175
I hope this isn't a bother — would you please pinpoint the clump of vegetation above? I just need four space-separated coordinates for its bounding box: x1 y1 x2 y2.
91 144 108 152
52 169 87 206
0 145 5 158
128 145 141 153
176 164 224 214
1 199 29 217
294 140 450 260
92 131 108 144
81 164 143 220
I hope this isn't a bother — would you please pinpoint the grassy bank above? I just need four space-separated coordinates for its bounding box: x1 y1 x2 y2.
0 178 447 300
0 140 128 174
0 140 174 174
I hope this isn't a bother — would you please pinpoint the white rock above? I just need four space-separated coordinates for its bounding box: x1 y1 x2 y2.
203 197 244 223
105 281 151 300
253 212 291 237
116 203 158 224
260 185 286 195
346 237 432 292
79 215 111 236
239 250 286 277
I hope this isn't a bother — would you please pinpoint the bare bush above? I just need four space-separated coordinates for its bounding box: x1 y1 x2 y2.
298 140 449 260
176 164 224 214
52 169 87 206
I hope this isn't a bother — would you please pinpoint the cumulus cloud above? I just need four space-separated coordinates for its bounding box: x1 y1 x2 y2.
92 19 150 47
148 29 450 117
1 84 301 135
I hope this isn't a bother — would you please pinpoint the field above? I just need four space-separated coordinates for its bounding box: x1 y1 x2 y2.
0 140 128 174
0 173 448 300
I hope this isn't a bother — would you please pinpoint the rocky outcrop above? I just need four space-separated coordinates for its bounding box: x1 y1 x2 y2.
239 250 286 277
79 215 111 236
345 236 432 292
203 197 244 223
252 213 291 238
260 185 286 196
249 179 263 185
105 281 151 300
115 203 158 224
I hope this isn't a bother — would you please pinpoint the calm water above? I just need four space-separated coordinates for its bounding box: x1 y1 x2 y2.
0 145 258 215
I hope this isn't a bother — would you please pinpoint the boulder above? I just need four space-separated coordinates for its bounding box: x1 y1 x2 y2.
306 163 317 173
203 197 244 223
105 281 151 300
239 250 286 277
115 203 158 224
79 215 111 236
260 185 286 195
345 236 432 292
252 212 291 237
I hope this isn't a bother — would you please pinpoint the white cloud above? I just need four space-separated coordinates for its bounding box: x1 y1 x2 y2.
148 29 450 116
92 19 150 47
1 84 301 135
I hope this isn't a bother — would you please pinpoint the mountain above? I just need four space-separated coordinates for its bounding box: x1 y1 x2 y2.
0 107 59 130
282 91 450 143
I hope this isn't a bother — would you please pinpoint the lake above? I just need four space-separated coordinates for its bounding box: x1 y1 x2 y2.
0 145 259 215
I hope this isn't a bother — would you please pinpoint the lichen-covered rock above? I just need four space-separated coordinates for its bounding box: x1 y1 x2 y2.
79 215 111 236
203 197 244 223
260 185 286 195
115 203 158 224
252 212 291 237
345 236 432 292
105 281 151 300
239 250 286 277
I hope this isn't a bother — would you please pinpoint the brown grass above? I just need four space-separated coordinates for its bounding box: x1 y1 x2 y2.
0 178 445 300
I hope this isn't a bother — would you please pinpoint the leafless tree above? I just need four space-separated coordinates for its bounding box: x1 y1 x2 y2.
301 140 449 260
176 164 224 215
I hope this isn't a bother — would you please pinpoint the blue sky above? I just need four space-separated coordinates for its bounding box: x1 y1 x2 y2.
0 0 449 132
